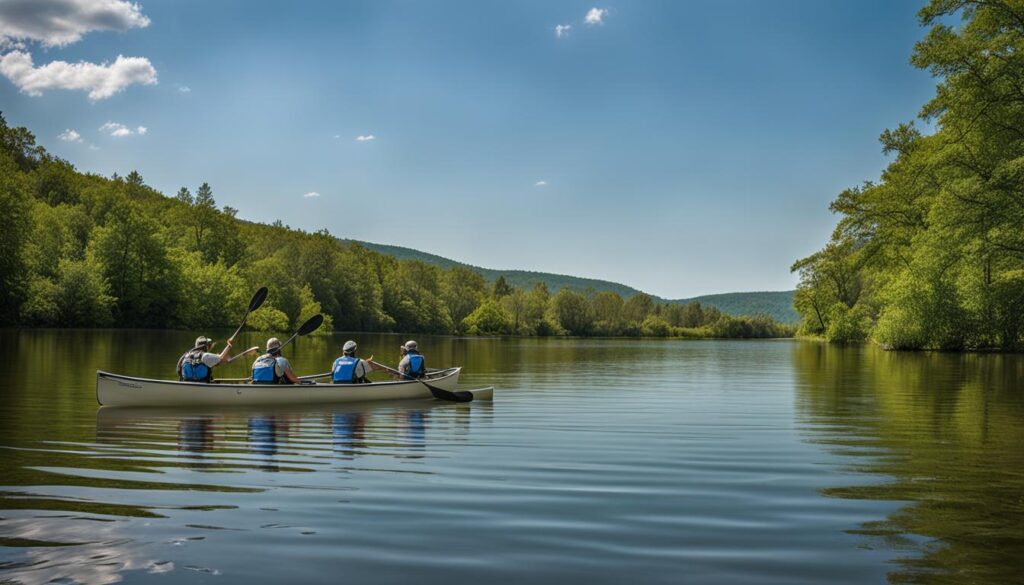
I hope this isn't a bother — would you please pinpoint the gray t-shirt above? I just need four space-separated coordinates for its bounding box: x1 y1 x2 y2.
273 356 291 378
398 353 426 376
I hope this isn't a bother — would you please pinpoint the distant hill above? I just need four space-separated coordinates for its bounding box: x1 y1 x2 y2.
343 239 798 323
343 240 645 298
674 291 798 324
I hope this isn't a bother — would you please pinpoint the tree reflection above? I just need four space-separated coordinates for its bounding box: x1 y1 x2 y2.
792 343 1024 584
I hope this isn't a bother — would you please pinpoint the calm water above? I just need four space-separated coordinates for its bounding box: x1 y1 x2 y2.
0 330 1022 584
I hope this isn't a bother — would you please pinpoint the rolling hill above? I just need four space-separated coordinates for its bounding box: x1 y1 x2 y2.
344 240 799 324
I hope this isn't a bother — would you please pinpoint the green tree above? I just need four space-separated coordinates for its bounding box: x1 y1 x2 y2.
552 288 593 335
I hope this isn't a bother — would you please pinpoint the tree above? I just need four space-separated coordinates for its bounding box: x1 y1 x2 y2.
443 267 487 332
462 299 512 335
0 151 30 324
552 288 593 335
91 202 180 327
492 275 513 298
191 182 218 252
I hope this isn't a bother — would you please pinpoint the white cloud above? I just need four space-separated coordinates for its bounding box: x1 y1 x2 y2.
100 121 146 137
585 8 607 25
355 134 375 142
333 134 340 139
177 84 190 93
0 0 150 48
58 128 82 142
534 180 547 187
303 191 321 198
0 51 157 100
555 24 571 38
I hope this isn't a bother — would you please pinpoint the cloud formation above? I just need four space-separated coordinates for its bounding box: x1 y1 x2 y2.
534 180 548 187
355 134 375 142
555 24 571 38
58 128 82 142
177 85 191 94
303 191 321 198
0 51 157 100
585 8 607 25
0 0 150 48
100 121 147 137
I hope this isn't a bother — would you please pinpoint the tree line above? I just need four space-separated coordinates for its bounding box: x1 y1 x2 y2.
0 114 791 339
792 0 1024 351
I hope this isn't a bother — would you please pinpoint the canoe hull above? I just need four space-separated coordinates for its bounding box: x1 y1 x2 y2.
95 368 487 407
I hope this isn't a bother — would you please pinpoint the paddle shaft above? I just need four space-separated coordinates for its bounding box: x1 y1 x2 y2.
368 360 472 403
228 287 269 343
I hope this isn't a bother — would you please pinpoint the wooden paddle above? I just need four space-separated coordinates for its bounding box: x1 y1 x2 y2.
368 360 473 403
228 287 269 344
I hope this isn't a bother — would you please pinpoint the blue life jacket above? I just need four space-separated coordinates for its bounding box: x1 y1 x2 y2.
332 355 360 383
252 354 280 384
180 349 212 382
407 352 425 378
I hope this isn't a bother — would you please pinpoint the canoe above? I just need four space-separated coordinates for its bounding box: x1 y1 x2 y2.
96 367 493 407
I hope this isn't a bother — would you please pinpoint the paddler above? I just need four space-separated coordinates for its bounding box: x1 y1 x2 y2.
251 337 301 384
330 340 376 384
177 335 233 382
397 340 427 379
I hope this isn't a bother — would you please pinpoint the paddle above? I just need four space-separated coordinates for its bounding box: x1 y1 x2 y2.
277 314 325 352
226 346 260 363
368 360 473 403
228 287 269 344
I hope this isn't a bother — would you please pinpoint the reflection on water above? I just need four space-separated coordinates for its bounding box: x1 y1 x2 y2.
794 343 1024 584
0 329 1021 584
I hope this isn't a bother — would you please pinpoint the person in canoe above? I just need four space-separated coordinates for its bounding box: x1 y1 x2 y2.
177 335 233 382
252 337 301 384
331 340 375 384
398 340 427 379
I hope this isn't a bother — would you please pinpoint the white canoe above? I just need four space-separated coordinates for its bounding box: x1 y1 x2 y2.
96 368 493 407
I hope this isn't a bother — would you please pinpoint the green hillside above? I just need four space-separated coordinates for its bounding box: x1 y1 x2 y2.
675 291 798 324
344 240 645 298
347 240 798 323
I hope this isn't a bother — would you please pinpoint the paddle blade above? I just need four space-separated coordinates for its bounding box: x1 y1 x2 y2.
297 313 324 336
249 287 269 312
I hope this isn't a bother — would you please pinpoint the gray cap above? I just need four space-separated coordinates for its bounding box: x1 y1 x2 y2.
402 340 418 351
343 340 357 354
267 337 282 351
195 336 212 348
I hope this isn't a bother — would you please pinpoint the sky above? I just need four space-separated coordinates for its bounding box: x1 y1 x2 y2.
0 0 939 298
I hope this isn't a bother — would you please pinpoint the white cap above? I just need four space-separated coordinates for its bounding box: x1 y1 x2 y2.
267 337 282 351
402 340 418 351
343 340 357 354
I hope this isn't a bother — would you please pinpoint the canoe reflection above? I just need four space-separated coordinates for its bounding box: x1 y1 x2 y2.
97 400 488 470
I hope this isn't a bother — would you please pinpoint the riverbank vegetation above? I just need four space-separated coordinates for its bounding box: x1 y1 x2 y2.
0 115 791 339
793 0 1024 351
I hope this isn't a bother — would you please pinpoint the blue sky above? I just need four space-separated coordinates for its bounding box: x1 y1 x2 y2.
0 0 937 298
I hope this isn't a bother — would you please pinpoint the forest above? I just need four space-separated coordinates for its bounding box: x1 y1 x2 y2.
793 0 1024 351
0 115 791 339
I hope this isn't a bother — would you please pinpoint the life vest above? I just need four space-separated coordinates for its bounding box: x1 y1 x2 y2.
332 355 360 384
252 353 280 384
180 349 212 382
407 352 425 378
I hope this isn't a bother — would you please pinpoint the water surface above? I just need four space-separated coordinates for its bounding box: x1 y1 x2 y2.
1 331 1021 584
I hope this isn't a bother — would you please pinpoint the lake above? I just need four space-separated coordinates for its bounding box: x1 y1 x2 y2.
1 330 1021 584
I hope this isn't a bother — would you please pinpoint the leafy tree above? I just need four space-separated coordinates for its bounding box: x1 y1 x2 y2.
463 299 512 335
492 275 513 298
444 267 487 332
552 288 593 335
